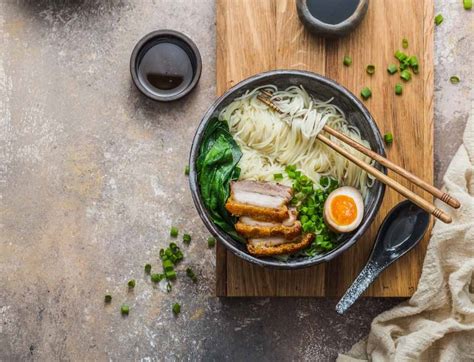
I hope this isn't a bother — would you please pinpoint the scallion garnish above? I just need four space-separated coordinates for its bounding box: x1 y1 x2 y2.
172 303 181 315
384 133 394 145
402 38 409 49
408 56 419 74
464 0 472 9
144 263 152 274
127 279 136 288
400 70 411 81
184 165 190 175
387 64 398 74
151 273 164 283
366 65 375 75
435 14 443 26
207 237 216 248
395 50 408 62
450 76 460 84
186 267 198 283
343 55 352 66
121 304 129 315
170 226 179 238
104 294 112 303
273 173 283 181
183 233 191 244
360 87 372 100
395 83 403 95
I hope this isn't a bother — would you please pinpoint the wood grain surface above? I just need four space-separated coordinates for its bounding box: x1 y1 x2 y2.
216 0 434 297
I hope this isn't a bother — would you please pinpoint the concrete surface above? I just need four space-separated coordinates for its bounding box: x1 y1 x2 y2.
0 0 471 361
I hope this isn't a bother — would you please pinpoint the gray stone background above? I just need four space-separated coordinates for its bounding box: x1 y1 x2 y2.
0 0 471 361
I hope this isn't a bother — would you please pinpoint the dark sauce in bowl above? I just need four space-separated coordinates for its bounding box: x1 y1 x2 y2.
306 0 360 25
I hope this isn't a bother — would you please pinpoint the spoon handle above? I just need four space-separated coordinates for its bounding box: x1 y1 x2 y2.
335 261 382 314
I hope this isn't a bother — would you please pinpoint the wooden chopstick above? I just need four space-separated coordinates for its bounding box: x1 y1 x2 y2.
322 126 461 209
256 91 454 224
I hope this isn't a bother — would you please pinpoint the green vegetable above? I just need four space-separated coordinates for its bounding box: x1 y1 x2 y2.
395 83 403 95
207 237 216 248
172 303 181 315
144 264 152 274
384 133 394 145
366 65 375 75
343 55 352 66
464 0 472 9
163 259 174 272
186 267 198 283
151 273 164 283
387 64 398 75
104 294 112 303
184 165 190 175
402 38 409 49
408 56 419 74
273 173 283 181
360 87 372 100
127 279 136 288
400 70 411 81
435 14 443 25
183 233 191 244
121 304 129 315
196 118 243 242
450 76 460 84
285 166 338 256
165 270 177 280
395 50 408 62
170 226 179 237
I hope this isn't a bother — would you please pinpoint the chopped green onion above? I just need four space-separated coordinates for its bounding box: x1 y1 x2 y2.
273 173 283 181
400 70 411 81
144 264 152 274
183 233 191 244
151 273 164 283
343 55 352 66
166 282 172 293
395 83 403 95
172 303 181 315
450 76 460 84
366 65 375 75
464 0 472 9
207 237 216 248
360 87 372 100
170 226 179 238
186 267 198 283
408 56 419 74
384 133 394 145
402 38 409 49
165 270 177 280
163 259 174 271
127 279 136 288
104 294 112 303
121 304 129 315
434 14 443 25
184 165 190 175
395 50 408 62
387 64 398 74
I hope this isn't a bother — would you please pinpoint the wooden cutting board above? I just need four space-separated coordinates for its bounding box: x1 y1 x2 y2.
215 0 434 297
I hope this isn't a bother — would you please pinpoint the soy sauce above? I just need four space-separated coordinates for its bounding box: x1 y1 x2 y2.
137 40 194 97
306 0 360 25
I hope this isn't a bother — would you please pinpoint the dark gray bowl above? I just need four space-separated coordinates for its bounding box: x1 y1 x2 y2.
189 70 386 269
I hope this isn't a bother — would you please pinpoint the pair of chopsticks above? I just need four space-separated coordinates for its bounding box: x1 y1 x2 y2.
257 90 460 224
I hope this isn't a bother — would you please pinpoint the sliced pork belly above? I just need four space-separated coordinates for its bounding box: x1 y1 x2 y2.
230 180 293 208
235 220 301 239
247 233 314 256
239 208 298 227
225 198 289 222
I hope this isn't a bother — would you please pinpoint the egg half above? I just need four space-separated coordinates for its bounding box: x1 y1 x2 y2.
323 186 364 233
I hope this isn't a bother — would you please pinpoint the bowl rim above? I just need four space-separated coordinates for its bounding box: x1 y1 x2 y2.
189 69 386 269
129 29 202 102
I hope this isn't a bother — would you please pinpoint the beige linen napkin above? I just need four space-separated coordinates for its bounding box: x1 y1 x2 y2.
338 114 474 362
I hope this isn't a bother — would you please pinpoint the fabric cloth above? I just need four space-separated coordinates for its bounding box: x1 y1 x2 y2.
338 115 474 362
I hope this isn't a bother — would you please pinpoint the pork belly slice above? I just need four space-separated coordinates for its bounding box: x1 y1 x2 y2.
230 180 293 208
225 198 289 222
239 208 298 227
235 220 302 240
246 233 314 256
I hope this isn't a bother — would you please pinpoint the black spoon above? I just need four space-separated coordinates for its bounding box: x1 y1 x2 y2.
336 200 430 314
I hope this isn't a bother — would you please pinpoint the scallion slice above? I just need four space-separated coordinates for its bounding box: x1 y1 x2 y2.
435 14 443 25
127 279 136 288
170 226 179 238
207 237 216 248
450 76 460 84
184 165 190 175
360 87 372 100
183 233 191 244
400 70 411 81
104 294 112 303
366 65 375 75
395 83 403 95
402 38 409 49
387 64 398 74
144 264 152 274
384 133 394 145
343 55 352 66
464 0 472 9
172 303 181 315
121 304 129 315
273 173 283 181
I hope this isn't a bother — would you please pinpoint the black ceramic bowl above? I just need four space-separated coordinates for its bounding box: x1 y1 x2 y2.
189 70 386 269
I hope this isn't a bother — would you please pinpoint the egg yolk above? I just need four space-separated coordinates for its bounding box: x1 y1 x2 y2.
330 195 358 225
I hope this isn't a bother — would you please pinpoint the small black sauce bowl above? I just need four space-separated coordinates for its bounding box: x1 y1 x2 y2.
130 30 202 102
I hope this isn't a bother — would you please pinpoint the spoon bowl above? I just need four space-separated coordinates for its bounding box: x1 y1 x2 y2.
336 200 430 314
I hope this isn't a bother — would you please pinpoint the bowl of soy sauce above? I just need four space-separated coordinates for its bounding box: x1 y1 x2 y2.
130 30 202 101
297 0 369 38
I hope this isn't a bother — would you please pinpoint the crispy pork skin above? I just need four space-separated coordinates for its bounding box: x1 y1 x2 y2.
247 233 314 256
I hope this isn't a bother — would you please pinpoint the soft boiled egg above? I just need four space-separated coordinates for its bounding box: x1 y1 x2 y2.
323 186 364 233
